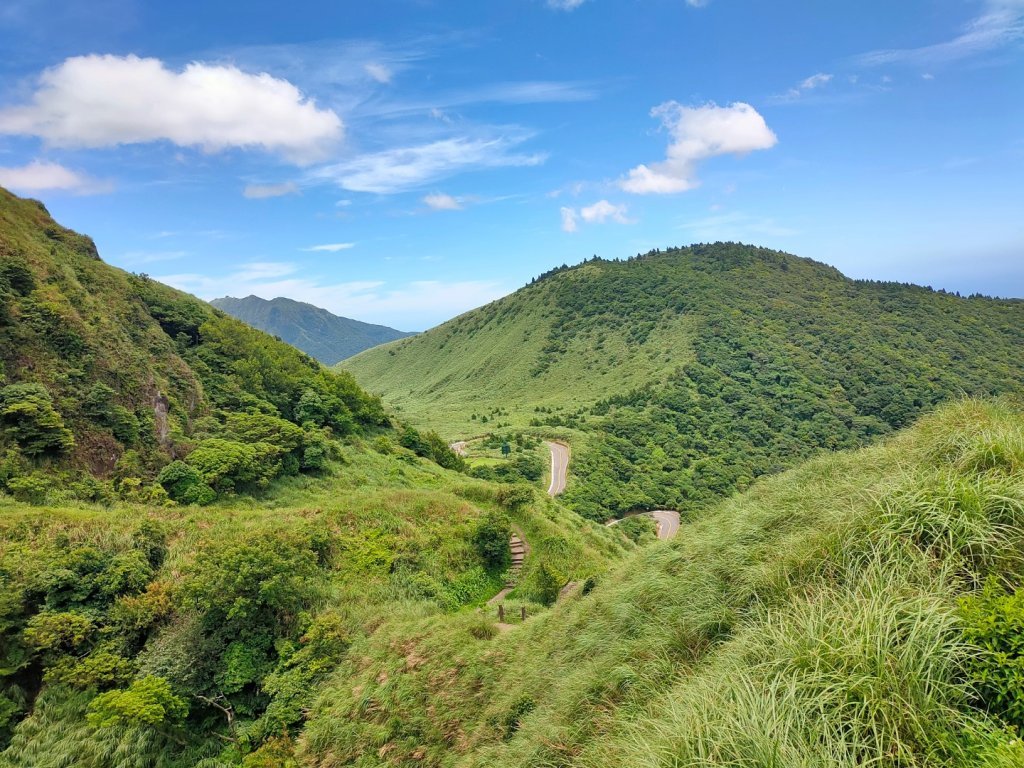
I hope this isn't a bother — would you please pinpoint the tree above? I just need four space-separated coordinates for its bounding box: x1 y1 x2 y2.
0 383 75 456
157 460 216 505
533 562 565 606
473 511 511 569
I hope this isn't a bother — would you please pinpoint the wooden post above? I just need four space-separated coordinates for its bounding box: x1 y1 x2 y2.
498 604 505 622
520 606 526 621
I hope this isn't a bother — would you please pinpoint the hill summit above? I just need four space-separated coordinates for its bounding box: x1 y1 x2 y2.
210 295 413 365
343 243 1024 518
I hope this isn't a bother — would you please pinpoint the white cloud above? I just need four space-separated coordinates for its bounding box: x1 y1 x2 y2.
423 193 463 210
312 136 545 194
547 0 587 10
855 0 1024 67
158 261 507 330
561 199 632 232
777 72 834 102
620 101 777 194
580 199 631 224
243 181 299 199
0 160 113 194
0 54 343 163
364 62 392 83
301 242 355 252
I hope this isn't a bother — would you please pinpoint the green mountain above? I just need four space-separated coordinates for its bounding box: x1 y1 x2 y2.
342 244 1024 519
210 295 413 365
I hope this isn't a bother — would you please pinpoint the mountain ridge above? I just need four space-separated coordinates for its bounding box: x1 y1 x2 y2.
210 294 414 365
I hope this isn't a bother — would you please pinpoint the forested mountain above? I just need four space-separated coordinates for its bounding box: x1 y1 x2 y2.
210 295 413 365
343 244 1024 519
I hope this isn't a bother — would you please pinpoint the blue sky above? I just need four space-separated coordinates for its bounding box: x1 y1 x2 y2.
1 0 1021 330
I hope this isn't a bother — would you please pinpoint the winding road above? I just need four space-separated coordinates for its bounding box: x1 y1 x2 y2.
545 441 570 496
607 510 681 541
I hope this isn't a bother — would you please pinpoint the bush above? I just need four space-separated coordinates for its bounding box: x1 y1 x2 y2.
86 675 188 728
960 578 1024 730
157 460 216 505
0 383 75 456
532 562 565 607
473 511 511 570
6 472 50 504
495 484 534 511
185 438 281 493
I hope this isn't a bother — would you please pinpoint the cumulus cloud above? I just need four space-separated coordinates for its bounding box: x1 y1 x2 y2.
158 261 507 330
243 182 300 199
301 243 355 252
561 199 632 232
423 193 463 210
620 101 777 194
855 0 1024 67
0 160 113 194
0 54 343 163
364 62 392 83
312 136 545 194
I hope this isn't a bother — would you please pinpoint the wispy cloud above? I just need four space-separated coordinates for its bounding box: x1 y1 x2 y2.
0 160 113 194
620 101 777 194
158 261 507 329
301 242 355 252
364 62 392 83
0 54 343 164
311 135 545 194
547 0 587 10
677 210 799 241
423 192 463 210
855 0 1024 67
243 181 300 199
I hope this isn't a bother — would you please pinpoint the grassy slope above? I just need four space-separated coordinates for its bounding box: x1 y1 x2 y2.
299 399 1024 767
340 263 694 436
0 444 630 766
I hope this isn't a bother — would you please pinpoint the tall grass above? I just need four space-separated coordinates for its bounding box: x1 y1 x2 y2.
298 399 1024 768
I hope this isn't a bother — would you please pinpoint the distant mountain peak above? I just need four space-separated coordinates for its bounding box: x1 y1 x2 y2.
210 295 414 365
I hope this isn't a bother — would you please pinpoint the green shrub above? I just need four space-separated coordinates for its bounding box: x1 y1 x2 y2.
474 511 511 570
6 472 50 504
186 437 281 493
960 579 1024 730
0 383 75 456
86 675 188 728
495 484 534 511
156 460 216 505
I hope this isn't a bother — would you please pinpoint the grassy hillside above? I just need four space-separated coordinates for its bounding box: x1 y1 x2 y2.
343 245 1024 519
0 456 630 766
297 399 1024 767
0 185 439 508
211 295 414 366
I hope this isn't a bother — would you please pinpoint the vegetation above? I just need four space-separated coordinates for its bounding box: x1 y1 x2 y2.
210 295 414 366
344 244 1024 519
0 186 413 507
297 399 1024 767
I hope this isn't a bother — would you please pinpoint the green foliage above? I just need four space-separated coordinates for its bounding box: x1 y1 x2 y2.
615 514 657 544
400 425 467 471
24 611 94 655
960 579 1024 730
495 484 534 511
86 676 188 728
0 383 75 456
185 438 281 494
156 460 216 505
474 511 512 570
532 561 565 606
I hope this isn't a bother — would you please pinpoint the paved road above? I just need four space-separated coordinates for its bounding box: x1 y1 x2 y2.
607 510 681 540
545 441 570 496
